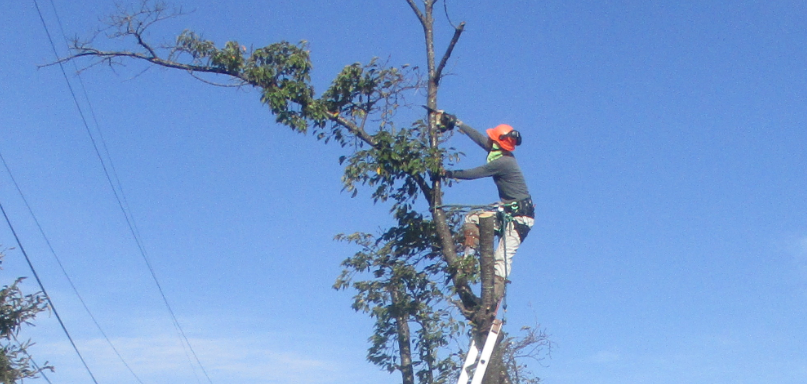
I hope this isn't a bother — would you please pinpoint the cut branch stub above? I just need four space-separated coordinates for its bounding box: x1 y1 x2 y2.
478 212 497 331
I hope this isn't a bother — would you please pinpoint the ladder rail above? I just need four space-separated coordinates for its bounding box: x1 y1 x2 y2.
456 338 479 384
456 319 503 384
469 320 502 384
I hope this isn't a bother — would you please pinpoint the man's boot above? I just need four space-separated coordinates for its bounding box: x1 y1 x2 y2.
462 223 480 257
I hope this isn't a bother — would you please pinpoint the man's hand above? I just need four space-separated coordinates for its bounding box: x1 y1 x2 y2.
439 112 458 131
432 169 454 181
423 106 460 132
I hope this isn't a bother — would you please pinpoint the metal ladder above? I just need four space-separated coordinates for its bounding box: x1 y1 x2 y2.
456 317 503 384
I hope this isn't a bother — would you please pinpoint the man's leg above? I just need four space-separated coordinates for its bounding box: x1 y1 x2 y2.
463 215 480 256
492 216 535 301
493 221 521 278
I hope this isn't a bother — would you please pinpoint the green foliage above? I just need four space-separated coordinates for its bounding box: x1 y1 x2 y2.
159 36 508 382
320 59 415 133
341 123 437 204
66 4 550 381
334 207 466 384
0 251 51 383
175 31 319 131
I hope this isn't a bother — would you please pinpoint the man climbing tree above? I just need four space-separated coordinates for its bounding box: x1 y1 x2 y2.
438 112 535 304
56 1 550 383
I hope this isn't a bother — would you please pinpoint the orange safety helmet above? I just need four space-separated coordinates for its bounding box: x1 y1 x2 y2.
486 124 521 151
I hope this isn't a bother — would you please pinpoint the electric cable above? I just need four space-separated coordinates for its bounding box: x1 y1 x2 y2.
11 333 54 384
0 202 99 384
0 151 145 384
32 1 213 382
45 0 140 237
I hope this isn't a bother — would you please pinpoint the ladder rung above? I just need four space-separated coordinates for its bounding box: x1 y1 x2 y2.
457 319 503 384
456 338 479 384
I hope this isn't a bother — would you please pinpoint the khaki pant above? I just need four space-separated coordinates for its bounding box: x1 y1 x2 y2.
465 211 534 278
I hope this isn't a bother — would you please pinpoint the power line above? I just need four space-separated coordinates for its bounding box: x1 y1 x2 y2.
11 333 54 384
44 0 138 230
0 201 100 384
0 151 145 384
32 1 214 382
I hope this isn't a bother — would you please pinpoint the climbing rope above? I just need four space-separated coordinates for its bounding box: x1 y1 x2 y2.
497 206 514 323
438 202 516 322
434 203 499 213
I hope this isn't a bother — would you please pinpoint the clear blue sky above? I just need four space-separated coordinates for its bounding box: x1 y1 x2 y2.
2 1 806 383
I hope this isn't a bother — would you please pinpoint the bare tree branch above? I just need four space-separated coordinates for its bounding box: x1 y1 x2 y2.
329 113 377 146
48 49 236 78
405 0 426 27
435 21 465 85
187 72 242 87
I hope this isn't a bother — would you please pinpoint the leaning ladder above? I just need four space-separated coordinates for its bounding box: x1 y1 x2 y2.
456 318 503 384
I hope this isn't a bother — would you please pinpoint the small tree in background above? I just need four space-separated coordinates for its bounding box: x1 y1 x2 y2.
57 1 551 383
0 249 51 383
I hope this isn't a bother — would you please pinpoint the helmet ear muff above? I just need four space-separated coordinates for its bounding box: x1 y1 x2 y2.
499 130 522 147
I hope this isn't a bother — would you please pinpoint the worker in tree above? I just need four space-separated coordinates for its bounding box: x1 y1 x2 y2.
438 112 535 303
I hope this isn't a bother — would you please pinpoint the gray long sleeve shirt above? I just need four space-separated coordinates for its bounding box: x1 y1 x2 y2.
450 123 531 203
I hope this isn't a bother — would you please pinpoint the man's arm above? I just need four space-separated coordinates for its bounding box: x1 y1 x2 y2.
447 161 501 180
437 112 491 152
457 122 493 151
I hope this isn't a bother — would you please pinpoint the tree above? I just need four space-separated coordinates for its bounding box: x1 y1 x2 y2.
57 1 550 383
0 249 51 383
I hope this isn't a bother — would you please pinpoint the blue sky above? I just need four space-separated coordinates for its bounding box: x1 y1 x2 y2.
2 0 806 383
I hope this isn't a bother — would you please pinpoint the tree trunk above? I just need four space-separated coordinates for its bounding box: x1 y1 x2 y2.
477 213 497 332
476 214 512 384
481 330 511 384
391 288 415 384
395 316 415 384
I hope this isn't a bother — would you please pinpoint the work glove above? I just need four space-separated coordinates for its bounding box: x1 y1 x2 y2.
431 169 453 181
439 112 458 131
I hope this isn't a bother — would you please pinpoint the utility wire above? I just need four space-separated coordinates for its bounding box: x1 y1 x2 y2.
0 202 100 384
11 333 54 384
40 1 156 380
32 1 213 382
0 151 145 384
44 0 138 232
30 361 54 384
